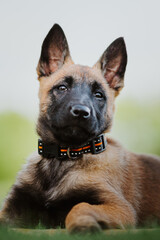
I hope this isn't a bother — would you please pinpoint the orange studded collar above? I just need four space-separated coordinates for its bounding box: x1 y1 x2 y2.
38 134 107 160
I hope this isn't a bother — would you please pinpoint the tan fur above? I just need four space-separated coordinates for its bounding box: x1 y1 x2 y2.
37 60 160 230
1 26 160 233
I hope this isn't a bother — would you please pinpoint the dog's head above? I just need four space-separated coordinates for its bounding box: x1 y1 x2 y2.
36 24 127 146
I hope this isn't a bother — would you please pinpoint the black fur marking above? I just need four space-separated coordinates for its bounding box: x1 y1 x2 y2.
91 81 106 99
50 76 74 93
5 184 45 227
44 79 108 146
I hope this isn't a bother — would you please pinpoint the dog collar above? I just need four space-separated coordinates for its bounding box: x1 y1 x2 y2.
38 134 107 159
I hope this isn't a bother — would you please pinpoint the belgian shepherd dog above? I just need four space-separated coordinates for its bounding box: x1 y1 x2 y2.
0 24 160 233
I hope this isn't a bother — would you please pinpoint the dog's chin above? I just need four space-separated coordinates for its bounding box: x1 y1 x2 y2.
53 126 96 147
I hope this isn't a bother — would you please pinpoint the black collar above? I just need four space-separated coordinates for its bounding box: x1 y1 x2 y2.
38 134 107 160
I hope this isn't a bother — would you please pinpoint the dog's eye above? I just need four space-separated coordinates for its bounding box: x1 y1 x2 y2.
94 92 103 99
58 85 68 91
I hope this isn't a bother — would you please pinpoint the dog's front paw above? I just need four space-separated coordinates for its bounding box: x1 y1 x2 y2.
66 215 101 234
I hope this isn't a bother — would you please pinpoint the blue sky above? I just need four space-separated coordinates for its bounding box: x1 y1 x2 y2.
0 0 160 117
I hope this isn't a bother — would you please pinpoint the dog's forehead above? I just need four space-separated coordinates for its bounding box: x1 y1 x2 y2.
39 64 109 91
58 64 103 82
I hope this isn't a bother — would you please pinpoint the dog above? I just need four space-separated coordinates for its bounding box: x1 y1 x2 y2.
0 24 160 233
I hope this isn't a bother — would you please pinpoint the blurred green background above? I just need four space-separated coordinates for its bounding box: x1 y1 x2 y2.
0 99 160 208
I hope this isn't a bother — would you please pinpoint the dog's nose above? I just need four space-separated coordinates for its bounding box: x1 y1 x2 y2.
70 105 91 119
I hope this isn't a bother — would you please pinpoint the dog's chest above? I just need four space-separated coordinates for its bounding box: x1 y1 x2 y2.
44 163 106 227
44 157 107 207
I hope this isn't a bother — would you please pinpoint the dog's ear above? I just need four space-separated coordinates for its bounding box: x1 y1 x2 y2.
37 24 72 78
94 37 127 93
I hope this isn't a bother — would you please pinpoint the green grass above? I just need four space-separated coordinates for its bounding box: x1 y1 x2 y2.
0 227 160 240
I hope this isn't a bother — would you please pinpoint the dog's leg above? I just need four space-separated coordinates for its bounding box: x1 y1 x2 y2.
0 185 44 228
0 202 13 226
65 199 136 233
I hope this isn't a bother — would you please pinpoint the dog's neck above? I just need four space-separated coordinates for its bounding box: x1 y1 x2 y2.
38 134 107 160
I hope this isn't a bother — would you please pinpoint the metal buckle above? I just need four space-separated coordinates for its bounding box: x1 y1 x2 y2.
67 147 71 158
67 147 82 159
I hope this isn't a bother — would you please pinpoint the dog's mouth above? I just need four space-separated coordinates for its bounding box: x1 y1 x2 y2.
52 125 97 146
